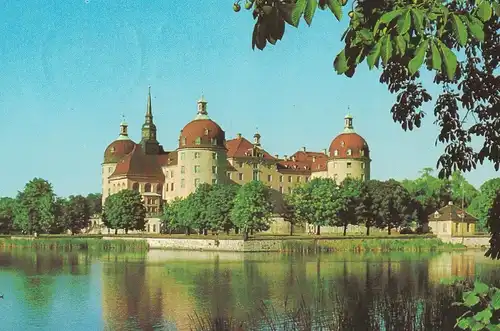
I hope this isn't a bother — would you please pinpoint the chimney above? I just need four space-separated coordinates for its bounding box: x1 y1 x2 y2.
322 148 327 155
236 133 242 139
292 156 296 162
274 154 279 159
302 146 306 152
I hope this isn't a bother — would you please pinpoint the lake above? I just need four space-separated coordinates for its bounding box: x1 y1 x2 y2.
0 249 499 330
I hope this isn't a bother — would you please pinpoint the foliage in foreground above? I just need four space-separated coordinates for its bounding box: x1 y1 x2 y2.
0 238 148 252
441 277 500 330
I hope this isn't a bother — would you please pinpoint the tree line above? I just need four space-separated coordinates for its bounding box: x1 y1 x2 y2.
0 178 102 235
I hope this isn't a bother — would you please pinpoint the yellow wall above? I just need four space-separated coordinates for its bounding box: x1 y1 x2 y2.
327 158 370 183
101 163 117 204
451 222 475 236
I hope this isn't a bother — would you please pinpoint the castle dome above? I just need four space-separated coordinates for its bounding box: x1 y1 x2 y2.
104 120 136 163
328 114 370 159
178 96 225 149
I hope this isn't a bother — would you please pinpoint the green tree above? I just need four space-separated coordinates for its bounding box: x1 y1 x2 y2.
376 180 414 235
102 190 146 234
230 181 273 240
58 195 91 234
205 183 239 234
186 183 213 235
335 177 364 236
0 197 16 234
486 190 500 260
448 171 478 207
85 193 102 216
13 178 57 234
468 178 500 231
355 180 376 236
281 193 302 235
161 197 185 234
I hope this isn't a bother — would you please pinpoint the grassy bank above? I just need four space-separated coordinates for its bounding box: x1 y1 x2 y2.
0 237 148 252
279 238 464 253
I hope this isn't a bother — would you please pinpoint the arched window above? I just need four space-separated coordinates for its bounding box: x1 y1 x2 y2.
157 184 163 194
144 183 152 192
132 183 139 191
334 150 339 156
195 137 201 145
181 137 186 146
347 149 352 156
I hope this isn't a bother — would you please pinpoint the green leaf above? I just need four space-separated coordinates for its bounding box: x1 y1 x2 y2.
466 15 485 41
464 292 480 307
366 40 381 69
493 2 500 17
487 324 500 331
380 35 393 65
374 9 404 35
451 14 468 46
474 281 489 295
395 35 406 55
327 0 342 21
411 9 424 34
359 29 373 42
408 38 429 75
304 0 317 26
477 1 492 22
457 317 472 330
430 40 442 71
473 308 493 324
437 40 458 80
334 48 349 74
397 10 411 35
491 290 500 309
292 0 308 27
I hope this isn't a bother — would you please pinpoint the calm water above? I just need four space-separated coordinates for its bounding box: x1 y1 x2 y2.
0 249 499 331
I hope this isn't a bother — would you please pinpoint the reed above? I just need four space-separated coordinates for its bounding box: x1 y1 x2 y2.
279 238 464 253
0 237 148 252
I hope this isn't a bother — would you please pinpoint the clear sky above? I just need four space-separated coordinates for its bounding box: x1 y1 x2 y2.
0 0 496 197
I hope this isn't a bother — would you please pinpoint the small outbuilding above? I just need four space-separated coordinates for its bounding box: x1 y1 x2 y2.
428 201 477 236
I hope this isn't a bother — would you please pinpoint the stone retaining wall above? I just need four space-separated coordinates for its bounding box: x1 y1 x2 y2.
437 234 490 247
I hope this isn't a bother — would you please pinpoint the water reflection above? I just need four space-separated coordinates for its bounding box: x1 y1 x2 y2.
0 249 499 331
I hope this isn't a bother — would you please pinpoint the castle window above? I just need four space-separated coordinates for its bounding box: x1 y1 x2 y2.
110 147 115 153
194 178 200 187
238 173 243 180
212 166 217 174
341 141 345 147
347 162 352 168
279 176 283 182
194 165 200 173
157 184 163 194
108 167 112 173
267 175 272 181
297 176 301 182
180 152 185 160
288 176 292 183
334 150 339 156
360 150 365 156
171 183 174 191
288 187 292 194
347 149 352 156
145 183 152 192
181 166 185 174
195 137 201 145
212 152 217 159
467 223 470 232
252 170 259 181
204 128 209 135
153 224 156 232
170 170 174 178
305 176 309 182
181 137 186 146
361 174 365 181
194 152 200 159
227 172 232 179
253 163 258 169
132 183 139 191
212 178 217 185
165 184 169 192
211 138 217 145
181 179 185 188
361 162 365 169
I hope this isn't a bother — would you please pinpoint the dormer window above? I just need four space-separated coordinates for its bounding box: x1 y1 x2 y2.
347 149 352 156
334 150 339 156
211 138 217 145
110 147 115 153
195 137 201 145
360 150 365 156
204 128 209 135
181 137 186 146
434 211 440 219
341 141 345 147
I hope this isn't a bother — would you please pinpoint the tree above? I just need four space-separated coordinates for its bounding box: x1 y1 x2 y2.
230 181 274 240
58 195 91 234
0 197 16 234
485 191 500 259
281 193 301 235
356 180 376 236
85 193 102 216
468 178 500 231
447 171 478 207
186 183 213 235
13 178 57 234
335 177 364 236
205 183 239 234
376 180 414 235
102 190 146 234
290 178 342 235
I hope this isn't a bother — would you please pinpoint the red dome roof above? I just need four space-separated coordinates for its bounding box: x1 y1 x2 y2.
329 133 369 159
104 139 136 163
179 119 225 149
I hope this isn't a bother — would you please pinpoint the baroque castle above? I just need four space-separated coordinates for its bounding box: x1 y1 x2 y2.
101 89 371 233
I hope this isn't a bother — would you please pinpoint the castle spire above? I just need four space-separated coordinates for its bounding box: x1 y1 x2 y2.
141 86 159 154
194 94 210 120
117 114 130 141
145 86 153 123
343 107 355 133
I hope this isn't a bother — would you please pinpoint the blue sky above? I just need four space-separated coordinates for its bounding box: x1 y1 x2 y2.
0 0 496 197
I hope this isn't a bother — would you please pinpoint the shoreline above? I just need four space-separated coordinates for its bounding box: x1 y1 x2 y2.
0 234 486 253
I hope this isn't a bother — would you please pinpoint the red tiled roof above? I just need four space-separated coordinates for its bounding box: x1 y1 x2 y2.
110 144 166 180
329 133 370 159
104 139 136 163
277 151 328 173
428 203 478 223
225 136 275 159
179 119 225 149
